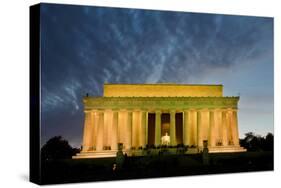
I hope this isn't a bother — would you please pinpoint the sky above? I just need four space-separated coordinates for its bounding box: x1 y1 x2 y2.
40 3 273 148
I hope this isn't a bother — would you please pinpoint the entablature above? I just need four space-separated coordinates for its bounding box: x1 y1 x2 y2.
83 96 239 110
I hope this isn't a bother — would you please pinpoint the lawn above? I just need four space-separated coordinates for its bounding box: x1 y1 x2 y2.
41 151 273 185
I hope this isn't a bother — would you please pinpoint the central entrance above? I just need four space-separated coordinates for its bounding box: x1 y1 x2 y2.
161 113 170 136
147 112 183 146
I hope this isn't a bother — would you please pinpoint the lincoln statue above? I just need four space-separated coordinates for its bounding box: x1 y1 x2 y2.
73 83 246 158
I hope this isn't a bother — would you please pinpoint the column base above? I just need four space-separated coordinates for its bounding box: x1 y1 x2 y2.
73 150 118 159
73 146 247 159
207 146 247 153
73 149 138 159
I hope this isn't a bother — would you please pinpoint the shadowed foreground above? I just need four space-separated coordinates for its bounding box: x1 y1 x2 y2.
41 151 273 185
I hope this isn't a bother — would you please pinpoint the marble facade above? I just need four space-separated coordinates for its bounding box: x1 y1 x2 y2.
73 84 246 159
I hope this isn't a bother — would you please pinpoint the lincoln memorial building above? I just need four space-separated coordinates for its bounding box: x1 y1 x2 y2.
73 84 246 159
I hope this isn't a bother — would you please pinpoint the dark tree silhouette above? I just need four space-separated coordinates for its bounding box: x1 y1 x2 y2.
41 136 80 161
240 132 274 152
264 133 274 151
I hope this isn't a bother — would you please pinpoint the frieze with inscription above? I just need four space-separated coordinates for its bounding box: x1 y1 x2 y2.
83 97 239 110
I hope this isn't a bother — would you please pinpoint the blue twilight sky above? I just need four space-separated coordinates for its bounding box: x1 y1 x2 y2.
40 3 273 147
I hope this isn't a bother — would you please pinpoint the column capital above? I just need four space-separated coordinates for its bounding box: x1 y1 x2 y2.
140 108 149 112
123 108 132 112
96 110 104 114
221 108 229 113
131 108 142 112
225 108 237 114
169 109 176 114
196 108 208 112
188 108 197 112
212 108 223 112
112 110 119 115
155 110 162 114
84 109 92 113
225 108 236 112
112 108 120 112
208 109 215 113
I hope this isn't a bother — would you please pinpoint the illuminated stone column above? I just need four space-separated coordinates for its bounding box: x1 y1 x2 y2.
201 109 210 146
96 111 104 151
145 111 149 146
170 110 176 146
88 111 95 151
103 110 113 149
232 109 240 146
226 109 233 145
117 110 126 148
197 110 202 147
222 110 228 146
89 112 96 151
209 110 216 147
132 111 141 148
140 111 146 148
92 111 99 150
103 111 108 149
183 110 190 146
190 109 197 146
82 110 93 152
132 111 137 148
111 110 118 151
127 111 132 150
214 109 222 146
155 110 161 146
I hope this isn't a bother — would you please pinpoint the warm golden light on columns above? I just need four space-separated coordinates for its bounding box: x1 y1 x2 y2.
197 110 203 147
209 110 215 147
92 111 99 150
183 110 190 146
155 110 161 146
96 111 104 151
232 109 239 146
214 109 222 146
103 110 113 149
226 109 233 145
222 110 228 146
201 109 210 145
111 110 118 150
170 110 176 146
117 110 126 146
190 109 197 146
132 110 141 148
89 112 95 150
126 111 133 150
74 84 246 159
140 110 146 148
82 110 93 152
145 111 149 146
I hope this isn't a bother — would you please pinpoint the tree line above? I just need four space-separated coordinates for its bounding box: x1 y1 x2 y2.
239 132 273 152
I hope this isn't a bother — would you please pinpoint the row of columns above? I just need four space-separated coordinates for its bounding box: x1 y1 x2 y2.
82 108 240 152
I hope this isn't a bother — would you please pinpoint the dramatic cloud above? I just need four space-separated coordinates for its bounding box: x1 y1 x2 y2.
40 3 273 147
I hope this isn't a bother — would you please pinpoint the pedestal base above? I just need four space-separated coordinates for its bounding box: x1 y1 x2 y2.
208 146 247 153
73 146 246 159
73 150 118 159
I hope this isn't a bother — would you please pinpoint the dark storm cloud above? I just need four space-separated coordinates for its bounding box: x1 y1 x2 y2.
40 3 273 146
